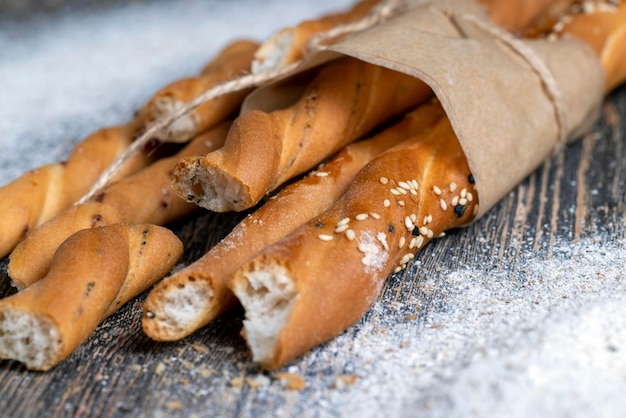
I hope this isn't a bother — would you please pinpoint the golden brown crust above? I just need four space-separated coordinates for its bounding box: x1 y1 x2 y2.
173 56 433 212
553 1 626 92
252 0 381 72
142 102 444 341
0 121 149 259
0 224 183 371
230 113 478 369
7 122 230 290
136 40 258 142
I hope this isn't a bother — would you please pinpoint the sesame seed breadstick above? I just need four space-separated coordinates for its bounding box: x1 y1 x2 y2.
7 122 231 290
0 120 150 260
553 0 626 93
252 0 381 73
229 113 477 370
172 56 433 212
0 223 183 371
136 39 258 143
142 101 444 341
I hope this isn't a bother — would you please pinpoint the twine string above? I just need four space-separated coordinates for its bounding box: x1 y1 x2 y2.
76 0 404 204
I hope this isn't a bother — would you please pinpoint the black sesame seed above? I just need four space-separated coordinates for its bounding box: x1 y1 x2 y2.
412 226 420 236
468 173 475 184
388 225 395 233
454 205 467 218
315 221 324 228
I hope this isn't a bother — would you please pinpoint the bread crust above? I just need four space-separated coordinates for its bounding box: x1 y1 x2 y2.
142 102 444 341
7 122 230 290
136 40 258 142
230 113 478 369
173 56 433 212
0 121 150 259
0 224 182 371
252 0 381 72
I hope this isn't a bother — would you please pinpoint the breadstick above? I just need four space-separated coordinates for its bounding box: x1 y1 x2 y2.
172 56 433 212
229 113 478 369
551 0 626 93
252 0 381 73
0 223 183 371
142 101 444 341
478 0 578 32
136 39 258 142
0 120 149 259
7 122 231 290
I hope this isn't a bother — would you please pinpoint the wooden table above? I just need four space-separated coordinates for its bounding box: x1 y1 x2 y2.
1 3 625 417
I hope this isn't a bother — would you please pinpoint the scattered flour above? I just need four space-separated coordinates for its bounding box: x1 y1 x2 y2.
314 238 626 418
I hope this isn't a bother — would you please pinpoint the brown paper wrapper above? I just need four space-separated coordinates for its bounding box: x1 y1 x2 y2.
243 0 605 220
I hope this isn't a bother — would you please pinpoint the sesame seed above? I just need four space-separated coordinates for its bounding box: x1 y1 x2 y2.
411 180 419 190
409 237 418 249
410 213 417 223
315 172 329 177
394 266 402 273
405 216 414 230
410 188 418 196
335 224 349 233
345 229 356 240
419 226 429 236
415 235 424 248
426 229 434 238
423 215 429 225
383 199 391 207
451 196 459 206
337 217 350 226
397 200 405 206
377 232 389 251
459 198 468 206
380 176 389 185
427 215 433 223
460 188 467 198
467 192 473 202
369 212 381 220
473 204 479 216
390 189 401 196
318 234 334 241
355 213 369 221
398 236 406 248
440 199 448 211
398 181 411 190
449 182 457 192
433 186 442 195
396 187 408 195
437 232 446 238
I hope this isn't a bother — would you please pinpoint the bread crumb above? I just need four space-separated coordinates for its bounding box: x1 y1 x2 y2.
245 374 271 388
334 375 357 389
191 342 209 353
155 362 166 374
276 372 306 391
230 377 244 388
166 401 184 410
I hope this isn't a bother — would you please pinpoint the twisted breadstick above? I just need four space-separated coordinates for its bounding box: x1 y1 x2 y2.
229 113 478 369
478 0 578 32
252 0 381 73
553 0 626 92
7 122 231 290
0 223 182 371
172 56 433 212
142 101 443 341
0 121 149 259
136 40 258 142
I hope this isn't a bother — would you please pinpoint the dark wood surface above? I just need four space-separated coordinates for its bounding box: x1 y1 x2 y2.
1 2 625 416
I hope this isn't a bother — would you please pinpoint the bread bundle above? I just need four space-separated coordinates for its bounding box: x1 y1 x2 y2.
2 0 625 372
